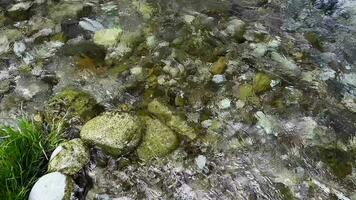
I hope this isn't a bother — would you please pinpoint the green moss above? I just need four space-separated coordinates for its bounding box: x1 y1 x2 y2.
210 57 227 75
277 183 294 200
44 88 103 125
0 119 61 200
319 147 352 179
304 32 324 51
252 73 272 94
136 116 179 161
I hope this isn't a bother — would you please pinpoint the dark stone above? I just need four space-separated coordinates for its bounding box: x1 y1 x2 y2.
61 19 84 39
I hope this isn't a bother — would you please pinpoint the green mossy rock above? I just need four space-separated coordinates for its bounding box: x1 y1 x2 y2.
148 99 197 140
210 57 227 75
48 139 90 175
137 116 179 161
44 88 102 124
80 112 143 157
252 73 272 94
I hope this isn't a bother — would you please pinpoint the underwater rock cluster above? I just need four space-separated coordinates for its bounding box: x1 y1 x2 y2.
0 0 355 199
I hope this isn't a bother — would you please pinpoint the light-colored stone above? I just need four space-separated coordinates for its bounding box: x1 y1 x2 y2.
29 172 74 200
48 139 90 175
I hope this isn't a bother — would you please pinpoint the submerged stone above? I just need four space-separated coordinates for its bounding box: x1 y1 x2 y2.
80 112 143 157
148 99 196 140
48 139 90 175
29 172 74 200
136 116 179 161
93 27 123 47
44 88 102 124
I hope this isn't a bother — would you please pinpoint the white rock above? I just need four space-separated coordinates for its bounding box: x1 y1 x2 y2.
195 155 207 170
255 111 279 136
13 41 26 57
130 66 143 76
218 98 231 109
93 28 123 47
29 172 74 200
79 18 104 32
212 74 226 84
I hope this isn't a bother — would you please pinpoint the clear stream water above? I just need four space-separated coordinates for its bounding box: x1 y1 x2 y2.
0 0 356 199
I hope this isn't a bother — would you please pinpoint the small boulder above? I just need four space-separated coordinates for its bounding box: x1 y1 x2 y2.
44 88 103 124
29 172 74 200
137 116 179 161
80 112 143 156
48 139 90 175
148 99 196 140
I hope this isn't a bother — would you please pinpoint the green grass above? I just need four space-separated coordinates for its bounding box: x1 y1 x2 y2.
0 118 61 200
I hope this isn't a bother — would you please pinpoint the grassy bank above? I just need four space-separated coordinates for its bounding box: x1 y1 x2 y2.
0 119 61 200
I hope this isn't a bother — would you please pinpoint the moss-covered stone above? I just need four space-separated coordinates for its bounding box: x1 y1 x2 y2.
252 73 272 94
137 116 179 161
80 112 143 157
210 57 227 75
48 139 90 175
93 28 123 47
44 88 102 124
148 99 197 140
319 146 353 179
